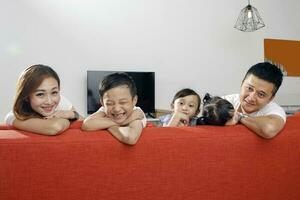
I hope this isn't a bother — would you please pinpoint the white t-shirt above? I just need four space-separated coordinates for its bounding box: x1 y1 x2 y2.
222 94 286 122
99 106 147 128
5 95 73 126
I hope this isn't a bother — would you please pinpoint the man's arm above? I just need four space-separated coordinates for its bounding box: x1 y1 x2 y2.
81 111 117 131
13 118 70 136
108 120 143 145
240 114 285 139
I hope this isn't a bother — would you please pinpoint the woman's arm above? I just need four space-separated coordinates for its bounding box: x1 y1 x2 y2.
12 118 70 136
46 107 82 121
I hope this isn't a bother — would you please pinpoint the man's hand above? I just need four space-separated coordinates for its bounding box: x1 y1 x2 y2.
225 110 240 125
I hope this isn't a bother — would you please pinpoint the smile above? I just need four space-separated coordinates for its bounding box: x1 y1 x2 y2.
112 113 126 119
244 100 255 106
41 106 55 113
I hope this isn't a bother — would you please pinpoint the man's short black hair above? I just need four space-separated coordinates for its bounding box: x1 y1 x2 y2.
242 62 283 96
99 72 137 100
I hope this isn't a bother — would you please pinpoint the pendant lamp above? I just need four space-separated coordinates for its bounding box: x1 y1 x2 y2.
234 0 265 32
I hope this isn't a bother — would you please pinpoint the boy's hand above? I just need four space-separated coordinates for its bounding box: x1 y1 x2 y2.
108 119 143 145
82 111 118 131
120 109 145 126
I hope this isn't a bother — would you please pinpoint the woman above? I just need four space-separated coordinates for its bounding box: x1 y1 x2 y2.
5 64 80 135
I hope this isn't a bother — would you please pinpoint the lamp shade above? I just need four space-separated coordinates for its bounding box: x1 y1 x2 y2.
234 3 265 32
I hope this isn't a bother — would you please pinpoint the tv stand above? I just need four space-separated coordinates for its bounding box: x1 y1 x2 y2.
145 112 156 119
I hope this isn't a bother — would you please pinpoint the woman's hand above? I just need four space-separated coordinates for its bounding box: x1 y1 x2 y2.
45 110 75 120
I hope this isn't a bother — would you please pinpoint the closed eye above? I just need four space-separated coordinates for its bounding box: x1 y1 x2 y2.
105 102 113 106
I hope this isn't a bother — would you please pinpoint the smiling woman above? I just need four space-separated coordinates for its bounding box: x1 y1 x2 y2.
4 64 80 135
28 77 61 117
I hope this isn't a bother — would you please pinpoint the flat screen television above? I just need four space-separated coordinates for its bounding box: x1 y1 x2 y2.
87 70 155 117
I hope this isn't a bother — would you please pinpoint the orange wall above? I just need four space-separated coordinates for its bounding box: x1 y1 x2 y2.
264 39 300 77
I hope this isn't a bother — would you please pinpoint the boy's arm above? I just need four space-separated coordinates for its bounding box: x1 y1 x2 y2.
120 107 145 126
13 118 70 136
108 120 143 145
81 111 118 131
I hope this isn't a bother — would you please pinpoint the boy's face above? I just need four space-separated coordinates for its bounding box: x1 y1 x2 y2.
101 85 137 124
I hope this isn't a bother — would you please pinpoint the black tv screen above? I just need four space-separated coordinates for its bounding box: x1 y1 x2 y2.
87 71 155 116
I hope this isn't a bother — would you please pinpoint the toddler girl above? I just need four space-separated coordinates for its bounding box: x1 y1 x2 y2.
160 88 201 127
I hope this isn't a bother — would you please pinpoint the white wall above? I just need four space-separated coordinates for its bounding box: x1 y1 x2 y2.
1 0 300 120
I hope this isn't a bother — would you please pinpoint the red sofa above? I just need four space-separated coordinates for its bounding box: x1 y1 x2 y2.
1 113 300 200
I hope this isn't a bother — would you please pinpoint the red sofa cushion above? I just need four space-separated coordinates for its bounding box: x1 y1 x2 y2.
1 115 300 200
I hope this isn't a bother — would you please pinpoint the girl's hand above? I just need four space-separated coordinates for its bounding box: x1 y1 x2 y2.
173 111 190 126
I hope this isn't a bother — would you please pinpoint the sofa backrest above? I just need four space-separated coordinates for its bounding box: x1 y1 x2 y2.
1 114 300 200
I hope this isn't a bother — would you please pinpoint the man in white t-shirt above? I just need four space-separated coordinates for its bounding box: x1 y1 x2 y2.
223 62 286 139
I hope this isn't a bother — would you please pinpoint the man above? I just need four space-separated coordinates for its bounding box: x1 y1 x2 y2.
223 62 286 139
